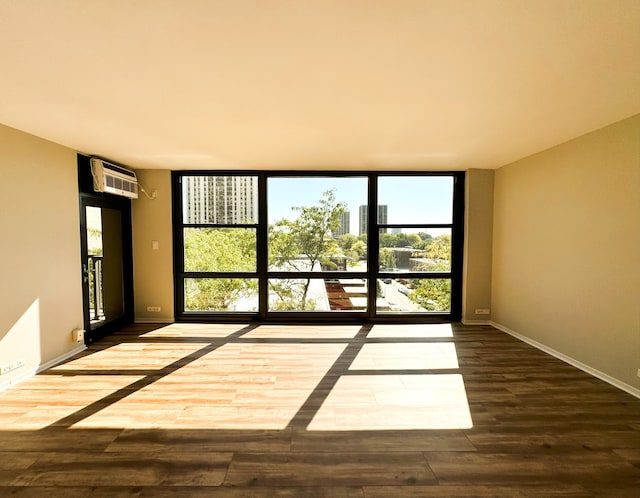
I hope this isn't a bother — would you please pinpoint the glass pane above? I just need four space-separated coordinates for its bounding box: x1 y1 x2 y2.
269 278 368 312
184 228 256 272
377 278 451 313
85 206 124 330
86 206 103 255
185 278 258 311
268 177 368 272
379 228 451 272
377 176 453 224
182 175 258 224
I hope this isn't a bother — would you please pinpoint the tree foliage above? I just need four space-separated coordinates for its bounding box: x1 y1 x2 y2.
268 190 346 310
410 279 451 312
338 234 367 264
379 247 396 269
184 228 257 311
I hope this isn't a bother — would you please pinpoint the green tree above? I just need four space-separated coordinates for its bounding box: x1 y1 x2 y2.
184 228 257 311
87 227 102 255
349 240 367 263
379 247 397 269
406 233 421 248
269 189 346 310
424 234 451 260
379 232 399 248
337 233 358 252
410 279 451 312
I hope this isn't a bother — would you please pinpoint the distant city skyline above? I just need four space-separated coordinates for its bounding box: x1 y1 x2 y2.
268 176 453 234
182 175 454 236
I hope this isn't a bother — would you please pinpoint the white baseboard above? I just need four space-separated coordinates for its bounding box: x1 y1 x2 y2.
490 321 640 399
134 317 174 324
461 319 491 325
37 344 87 373
0 344 86 393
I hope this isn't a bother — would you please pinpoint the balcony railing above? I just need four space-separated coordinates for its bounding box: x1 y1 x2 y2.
88 254 104 322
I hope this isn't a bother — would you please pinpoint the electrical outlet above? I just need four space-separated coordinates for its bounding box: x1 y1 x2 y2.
0 358 25 375
72 328 85 343
475 308 491 315
637 368 640 378
147 306 161 312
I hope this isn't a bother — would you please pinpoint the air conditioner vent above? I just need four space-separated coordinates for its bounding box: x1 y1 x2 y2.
90 158 138 199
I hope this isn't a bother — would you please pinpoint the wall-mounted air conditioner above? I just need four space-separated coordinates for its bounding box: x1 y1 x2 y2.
90 158 138 199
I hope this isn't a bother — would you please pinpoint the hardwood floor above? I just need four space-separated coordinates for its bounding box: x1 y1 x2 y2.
1 322 639 496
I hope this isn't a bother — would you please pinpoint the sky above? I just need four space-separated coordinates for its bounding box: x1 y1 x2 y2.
267 176 453 233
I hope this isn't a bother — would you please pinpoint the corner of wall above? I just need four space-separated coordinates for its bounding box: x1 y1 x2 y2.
490 114 640 392
462 169 495 323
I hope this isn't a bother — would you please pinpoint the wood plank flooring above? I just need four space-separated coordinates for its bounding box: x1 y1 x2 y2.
1 322 639 496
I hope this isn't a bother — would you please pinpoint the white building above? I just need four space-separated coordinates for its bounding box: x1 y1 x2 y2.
183 176 258 224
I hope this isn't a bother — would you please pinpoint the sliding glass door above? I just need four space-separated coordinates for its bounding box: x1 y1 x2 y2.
173 171 464 322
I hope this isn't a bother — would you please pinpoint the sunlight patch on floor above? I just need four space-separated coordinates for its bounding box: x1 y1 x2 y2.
50 342 209 371
367 323 453 338
140 323 248 338
72 343 346 430
1 323 475 432
242 325 362 339
349 342 460 370
0 375 143 430
308 374 473 430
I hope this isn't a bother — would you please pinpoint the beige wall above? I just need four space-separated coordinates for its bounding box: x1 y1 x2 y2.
132 171 497 324
463 169 494 323
132 170 174 322
492 114 640 391
0 124 83 388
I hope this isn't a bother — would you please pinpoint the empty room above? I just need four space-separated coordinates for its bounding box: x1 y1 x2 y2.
1 1 639 496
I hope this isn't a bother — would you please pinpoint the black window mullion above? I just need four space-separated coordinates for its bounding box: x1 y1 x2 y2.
450 172 465 321
172 171 186 317
367 173 378 319
183 272 259 279
267 271 369 280
257 173 269 318
378 224 453 230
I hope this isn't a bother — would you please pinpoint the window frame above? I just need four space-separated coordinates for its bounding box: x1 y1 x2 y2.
172 170 464 322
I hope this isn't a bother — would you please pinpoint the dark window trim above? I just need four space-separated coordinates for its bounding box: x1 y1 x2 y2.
172 170 465 323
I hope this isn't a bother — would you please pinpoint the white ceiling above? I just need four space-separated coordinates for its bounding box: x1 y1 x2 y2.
1 0 639 171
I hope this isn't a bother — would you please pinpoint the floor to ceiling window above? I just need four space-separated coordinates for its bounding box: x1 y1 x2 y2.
376 176 457 315
267 176 369 313
178 175 259 313
173 171 464 322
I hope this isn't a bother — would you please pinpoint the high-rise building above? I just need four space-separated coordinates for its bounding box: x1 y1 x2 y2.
378 205 388 232
334 210 350 237
359 204 387 235
359 205 367 236
182 176 258 224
